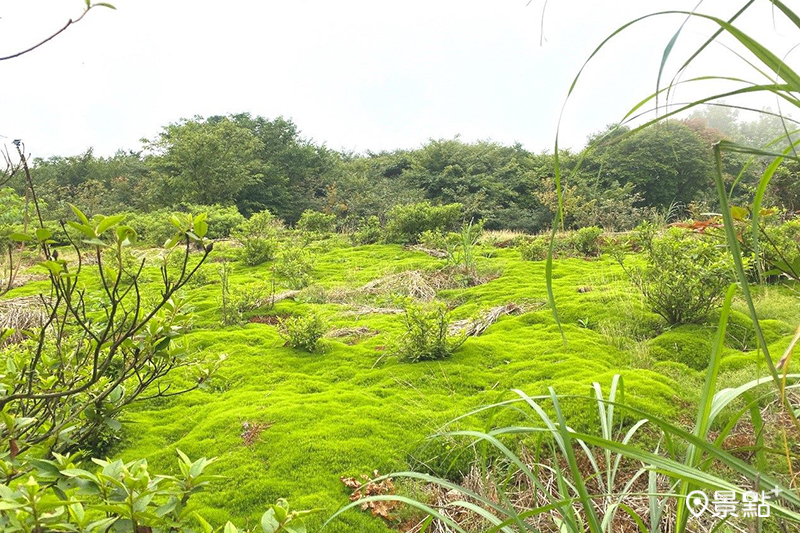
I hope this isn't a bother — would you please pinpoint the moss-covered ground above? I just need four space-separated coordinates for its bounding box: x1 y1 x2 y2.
5 240 799 532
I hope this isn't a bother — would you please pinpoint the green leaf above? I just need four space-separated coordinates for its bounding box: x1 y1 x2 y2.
193 513 214 533
9 232 33 242
69 204 90 226
94 2 117 8
261 508 280 533
67 221 97 239
730 205 748 221
195 218 208 239
83 238 107 247
96 214 125 235
39 260 64 275
34 228 52 241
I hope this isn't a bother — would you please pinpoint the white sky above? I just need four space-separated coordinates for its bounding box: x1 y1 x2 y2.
0 0 798 159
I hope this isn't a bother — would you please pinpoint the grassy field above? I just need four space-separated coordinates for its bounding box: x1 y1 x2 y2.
5 238 798 532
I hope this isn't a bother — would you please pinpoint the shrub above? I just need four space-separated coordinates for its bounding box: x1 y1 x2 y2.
235 209 282 266
384 201 463 244
297 209 336 234
124 204 245 246
759 218 800 280
518 236 549 261
391 302 467 362
352 215 382 245
124 209 177 246
619 228 737 325
276 246 314 289
573 225 603 256
279 312 327 352
187 203 245 239
2 205 216 465
518 234 573 261
241 237 278 266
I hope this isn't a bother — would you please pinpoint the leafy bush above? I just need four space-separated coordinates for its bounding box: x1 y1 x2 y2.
573 225 603 256
384 201 463 244
187 203 245 239
352 215 382 245
390 302 466 362
279 312 327 352
518 234 572 261
0 450 312 533
125 204 245 246
619 228 737 324
241 237 278 266
297 209 336 234
758 217 800 280
1 205 218 482
234 209 282 266
123 209 177 246
276 246 314 288
518 236 549 261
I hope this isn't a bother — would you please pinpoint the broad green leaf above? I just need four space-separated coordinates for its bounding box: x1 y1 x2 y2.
96 214 125 235
83 238 107 247
9 232 33 242
261 508 280 533
34 228 52 241
69 204 90 226
67 221 97 239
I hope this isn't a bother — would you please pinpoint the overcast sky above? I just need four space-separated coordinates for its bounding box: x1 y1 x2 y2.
0 0 798 159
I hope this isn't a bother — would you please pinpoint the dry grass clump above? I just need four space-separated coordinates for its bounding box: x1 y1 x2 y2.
0 295 46 346
449 302 541 337
329 269 500 310
479 229 529 248
405 245 448 259
401 450 695 533
326 326 379 344
360 270 437 302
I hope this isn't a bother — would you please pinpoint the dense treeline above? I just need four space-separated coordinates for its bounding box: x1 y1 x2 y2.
11 106 796 234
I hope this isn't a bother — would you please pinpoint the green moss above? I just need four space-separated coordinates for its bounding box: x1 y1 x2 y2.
648 325 715 370
6 241 800 532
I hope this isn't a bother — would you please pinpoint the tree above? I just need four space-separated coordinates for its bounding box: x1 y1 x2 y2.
144 116 263 206
589 121 714 208
230 113 337 222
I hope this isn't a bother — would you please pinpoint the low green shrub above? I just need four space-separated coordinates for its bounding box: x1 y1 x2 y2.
619 228 737 325
241 237 278 266
391 302 467 362
234 209 282 266
297 209 336 234
573 225 603 256
276 246 314 289
279 312 327 352
384 201 463 244
518 236 549 261
352 215 382 245
518 234 572 261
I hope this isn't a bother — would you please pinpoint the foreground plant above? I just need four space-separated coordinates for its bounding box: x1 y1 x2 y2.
332 294 800 531
0 203 217 472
